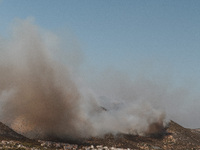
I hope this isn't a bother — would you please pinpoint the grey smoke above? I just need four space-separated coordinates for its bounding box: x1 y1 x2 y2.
1 18 194 140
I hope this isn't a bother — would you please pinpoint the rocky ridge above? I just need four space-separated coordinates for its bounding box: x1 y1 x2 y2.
0 120 199 150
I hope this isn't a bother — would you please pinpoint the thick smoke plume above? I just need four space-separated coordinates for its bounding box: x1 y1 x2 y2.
0 19 90 139
0 19 165 140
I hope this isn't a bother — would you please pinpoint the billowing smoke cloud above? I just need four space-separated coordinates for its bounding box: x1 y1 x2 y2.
0 19 166 140
0 19 92 139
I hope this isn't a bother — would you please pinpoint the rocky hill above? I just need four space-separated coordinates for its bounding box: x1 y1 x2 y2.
0 121 28 141
0 120 199 149
79 120 200 149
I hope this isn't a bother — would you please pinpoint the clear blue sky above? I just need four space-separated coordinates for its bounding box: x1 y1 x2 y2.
1 0 200 88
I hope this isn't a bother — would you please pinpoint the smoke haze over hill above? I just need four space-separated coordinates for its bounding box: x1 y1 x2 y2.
0 19 199 140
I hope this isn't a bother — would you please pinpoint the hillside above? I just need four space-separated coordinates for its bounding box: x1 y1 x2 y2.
0 121 29 141
0 120 199 149
79 120 200 149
